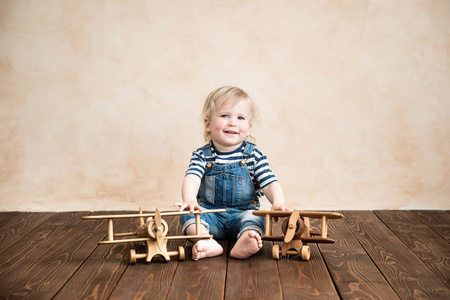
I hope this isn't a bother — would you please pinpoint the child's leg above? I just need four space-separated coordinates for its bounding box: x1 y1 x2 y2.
185 224 223 261
230 229 263 259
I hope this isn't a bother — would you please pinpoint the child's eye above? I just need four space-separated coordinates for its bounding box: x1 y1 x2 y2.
221 114 229 118
238 116 245 120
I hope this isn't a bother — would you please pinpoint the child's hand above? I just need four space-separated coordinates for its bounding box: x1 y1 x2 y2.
174 201 202 213
271 203 291 212
271 203 291 222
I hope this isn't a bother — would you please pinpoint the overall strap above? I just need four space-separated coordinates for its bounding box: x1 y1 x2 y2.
201 143 212 157
201 142 216 166
243 142 255 156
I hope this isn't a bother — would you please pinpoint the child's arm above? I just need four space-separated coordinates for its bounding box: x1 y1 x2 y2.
176 174 202 212
262 181 290 211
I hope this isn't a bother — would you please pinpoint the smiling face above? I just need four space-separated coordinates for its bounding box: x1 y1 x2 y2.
205 100 253 152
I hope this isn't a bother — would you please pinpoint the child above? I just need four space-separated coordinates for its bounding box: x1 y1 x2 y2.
174 86 289 260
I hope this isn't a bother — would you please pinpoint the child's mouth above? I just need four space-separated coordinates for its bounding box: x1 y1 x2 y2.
224 130 238 134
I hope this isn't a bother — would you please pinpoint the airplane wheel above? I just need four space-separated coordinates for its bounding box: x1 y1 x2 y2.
300 245 311 261
130 249 137 264
272 244 280 260
178 246 185 261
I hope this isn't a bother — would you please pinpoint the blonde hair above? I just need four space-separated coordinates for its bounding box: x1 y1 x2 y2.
202 86 259 142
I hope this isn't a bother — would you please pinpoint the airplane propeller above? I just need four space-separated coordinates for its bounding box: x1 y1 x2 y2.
154 208 164 251
284 210 300 243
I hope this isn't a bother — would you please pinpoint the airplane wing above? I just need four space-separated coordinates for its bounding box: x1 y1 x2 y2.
82 208 226 220
252 210 343 219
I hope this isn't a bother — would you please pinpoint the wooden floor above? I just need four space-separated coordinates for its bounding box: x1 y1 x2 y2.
0 210 449 299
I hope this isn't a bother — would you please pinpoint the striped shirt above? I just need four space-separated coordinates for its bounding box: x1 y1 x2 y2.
185 142 277 196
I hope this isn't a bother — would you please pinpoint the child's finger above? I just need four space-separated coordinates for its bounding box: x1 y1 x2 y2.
173 203 182 212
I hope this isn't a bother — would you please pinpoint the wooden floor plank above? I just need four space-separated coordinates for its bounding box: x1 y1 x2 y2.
0 211 86 292
0 212 54 254
165 240 228 300
269 216 339 299
109 216 188 300
226 240 283 299
375 210 450 288
0 212 21 229
318 214 399 299
345 210 450 299
0 211 448 299
0 211 109 299
278 243 340 299
413 210 450 243
53 212 137 300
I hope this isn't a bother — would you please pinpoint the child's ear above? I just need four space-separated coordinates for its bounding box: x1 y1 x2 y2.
204 118 211 132
247 122 253 135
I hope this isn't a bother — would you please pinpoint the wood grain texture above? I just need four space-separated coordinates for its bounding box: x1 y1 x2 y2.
167 239 228 300
270 215 339 299
0 211 109 299
318 214 399 299
0 211 448 299
109 215 187 300
0 212 54 254
226 240 283 299
375 210 450 288
278 244 339 299
0 211 86 292
0 212 21 230
413 210 450 243
345 210 450 299
53 212 136 300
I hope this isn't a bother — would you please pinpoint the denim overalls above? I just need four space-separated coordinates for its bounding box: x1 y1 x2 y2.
180 142 266 239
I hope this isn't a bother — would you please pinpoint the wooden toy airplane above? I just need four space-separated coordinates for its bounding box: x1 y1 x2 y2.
82 208 225 264
252 210 343 260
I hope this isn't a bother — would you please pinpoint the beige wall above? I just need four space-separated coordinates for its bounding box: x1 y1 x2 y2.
1 1 449 211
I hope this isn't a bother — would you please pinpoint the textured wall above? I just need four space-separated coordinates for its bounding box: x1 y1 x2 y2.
1 1 449 211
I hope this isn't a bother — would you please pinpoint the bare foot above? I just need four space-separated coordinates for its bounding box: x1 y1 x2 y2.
192 239 223 261
230 230 263 259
